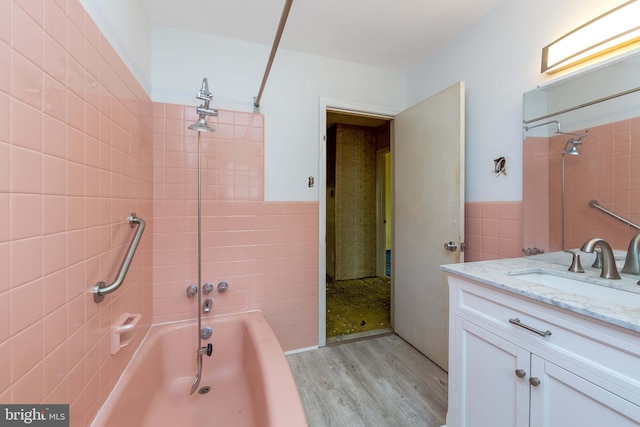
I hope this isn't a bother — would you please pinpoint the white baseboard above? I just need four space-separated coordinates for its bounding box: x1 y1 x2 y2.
285 345 319 355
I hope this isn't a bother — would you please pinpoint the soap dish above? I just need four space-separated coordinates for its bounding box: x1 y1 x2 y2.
110 312 142 355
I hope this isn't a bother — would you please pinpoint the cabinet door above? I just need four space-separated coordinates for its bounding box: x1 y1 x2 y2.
529 355 640 427
453 319 530 427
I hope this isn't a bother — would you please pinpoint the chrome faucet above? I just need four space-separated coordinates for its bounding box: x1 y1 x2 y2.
622 233 640 275
580 238 621 279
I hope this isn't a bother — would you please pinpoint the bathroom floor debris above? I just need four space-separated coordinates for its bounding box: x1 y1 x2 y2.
326 276 391 338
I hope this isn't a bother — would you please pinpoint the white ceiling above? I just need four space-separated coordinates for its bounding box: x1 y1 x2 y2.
138 0 505 71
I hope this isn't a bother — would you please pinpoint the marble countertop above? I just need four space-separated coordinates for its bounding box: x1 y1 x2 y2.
441 251 640 333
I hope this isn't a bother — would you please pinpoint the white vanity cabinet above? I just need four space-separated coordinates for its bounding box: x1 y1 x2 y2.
446 274 640 427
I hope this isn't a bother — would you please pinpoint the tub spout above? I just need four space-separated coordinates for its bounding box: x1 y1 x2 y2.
203 298 212 314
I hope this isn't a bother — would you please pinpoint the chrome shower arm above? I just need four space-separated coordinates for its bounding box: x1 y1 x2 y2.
560 129 588 139
524 120 588 138
524 119 561 133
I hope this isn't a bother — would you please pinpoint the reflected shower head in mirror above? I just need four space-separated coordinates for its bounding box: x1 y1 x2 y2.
563 145 581 155
188 77 218 133
562 136 584 156
562 142 581 155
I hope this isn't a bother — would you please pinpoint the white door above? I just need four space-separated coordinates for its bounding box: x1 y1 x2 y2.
393 82 465 370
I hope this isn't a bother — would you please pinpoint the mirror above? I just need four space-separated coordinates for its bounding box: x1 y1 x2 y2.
522 50 640 253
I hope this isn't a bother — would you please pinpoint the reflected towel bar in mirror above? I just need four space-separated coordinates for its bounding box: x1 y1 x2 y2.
590 200 640 231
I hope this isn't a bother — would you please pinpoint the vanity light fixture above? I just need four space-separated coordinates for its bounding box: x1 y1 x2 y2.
541 0 640 73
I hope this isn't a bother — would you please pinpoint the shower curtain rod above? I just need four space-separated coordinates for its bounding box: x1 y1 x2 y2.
523 85 640 125
254 0 293 113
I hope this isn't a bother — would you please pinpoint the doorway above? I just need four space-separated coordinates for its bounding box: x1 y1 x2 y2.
318 84 464 364
325 111 392 343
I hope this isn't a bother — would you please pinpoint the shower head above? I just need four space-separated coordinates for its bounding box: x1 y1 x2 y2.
188 115 216 133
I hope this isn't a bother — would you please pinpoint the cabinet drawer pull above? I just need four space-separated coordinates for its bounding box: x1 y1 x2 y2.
529 377 541 387
515 369 526 378
508 318 552 337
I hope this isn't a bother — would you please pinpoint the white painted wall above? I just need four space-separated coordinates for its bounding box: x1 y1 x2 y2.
406 0 626 202
79 0 152 94
151 25 407 201
82 0 631 203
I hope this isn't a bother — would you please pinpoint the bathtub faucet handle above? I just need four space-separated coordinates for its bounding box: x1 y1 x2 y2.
202 282 214 295
186 284 198 297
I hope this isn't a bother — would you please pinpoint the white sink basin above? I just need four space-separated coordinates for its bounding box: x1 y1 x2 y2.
509 270 640 307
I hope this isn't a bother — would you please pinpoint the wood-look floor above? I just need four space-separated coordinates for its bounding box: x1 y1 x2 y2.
287 333 448 427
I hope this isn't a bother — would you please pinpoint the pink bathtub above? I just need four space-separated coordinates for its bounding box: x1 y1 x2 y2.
91 311 307 427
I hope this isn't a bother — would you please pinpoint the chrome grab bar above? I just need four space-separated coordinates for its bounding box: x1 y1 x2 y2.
589 200 640 231
94 213 146 303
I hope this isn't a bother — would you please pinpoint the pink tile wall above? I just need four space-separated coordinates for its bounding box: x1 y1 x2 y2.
464 201 523 261
522 136 550 253
152 103 319 352
523 116 640 252
1 1 153 426
549 118 640 250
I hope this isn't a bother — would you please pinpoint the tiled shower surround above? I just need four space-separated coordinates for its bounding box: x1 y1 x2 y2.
151 103 319 350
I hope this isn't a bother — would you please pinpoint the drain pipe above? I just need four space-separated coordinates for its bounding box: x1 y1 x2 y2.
253 0 293 113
